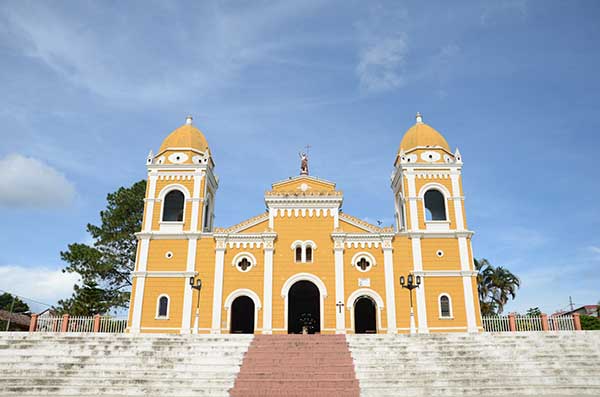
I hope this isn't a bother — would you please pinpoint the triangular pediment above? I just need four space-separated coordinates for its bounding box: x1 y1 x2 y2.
270 176 337 194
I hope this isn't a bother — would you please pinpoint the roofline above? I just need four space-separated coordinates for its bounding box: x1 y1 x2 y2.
271 175 336 188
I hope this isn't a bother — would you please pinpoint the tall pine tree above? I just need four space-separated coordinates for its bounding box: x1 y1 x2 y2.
57 180 146 314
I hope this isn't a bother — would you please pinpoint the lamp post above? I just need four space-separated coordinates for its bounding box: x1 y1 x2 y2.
189 277 202 334
399 274 421 335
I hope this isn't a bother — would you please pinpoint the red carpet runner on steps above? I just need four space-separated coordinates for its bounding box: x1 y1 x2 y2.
229 335 360 397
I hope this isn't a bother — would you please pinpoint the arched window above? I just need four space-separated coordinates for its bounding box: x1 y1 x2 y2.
163 190 184 222
203 196 211 231
295 246 302 262
156 295 169 318
397 196 406 231
439 295 452 318
424 189 446 221
305 246 312 262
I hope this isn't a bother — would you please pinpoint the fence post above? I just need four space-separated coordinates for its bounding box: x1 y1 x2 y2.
94 314 101 332
541 314 549 331
61 314 70 332
573 313 582 331
29 314 38 332
508 313 516 332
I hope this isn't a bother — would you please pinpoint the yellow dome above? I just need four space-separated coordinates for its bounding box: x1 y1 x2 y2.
159 116 209 154
399 114 450 153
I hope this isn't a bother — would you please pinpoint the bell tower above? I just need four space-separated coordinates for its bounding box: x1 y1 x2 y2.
129 115 218 334
391 113 479 333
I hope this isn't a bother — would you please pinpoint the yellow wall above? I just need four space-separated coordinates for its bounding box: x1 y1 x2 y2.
424 276 467 332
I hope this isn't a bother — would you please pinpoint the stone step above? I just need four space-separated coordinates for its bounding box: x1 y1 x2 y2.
359 385 600 397
1 385 232 397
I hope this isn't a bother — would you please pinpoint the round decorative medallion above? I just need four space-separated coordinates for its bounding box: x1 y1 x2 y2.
300 183 309 192
165 251 174 259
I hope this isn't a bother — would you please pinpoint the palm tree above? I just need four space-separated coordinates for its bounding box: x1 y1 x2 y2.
475 258 520 315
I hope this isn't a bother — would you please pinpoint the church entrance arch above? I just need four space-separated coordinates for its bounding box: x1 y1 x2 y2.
287 281 320 334
354 296 377 334
230 296 255 334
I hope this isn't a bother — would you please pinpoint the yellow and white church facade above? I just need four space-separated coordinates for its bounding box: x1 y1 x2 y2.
127 113 482 334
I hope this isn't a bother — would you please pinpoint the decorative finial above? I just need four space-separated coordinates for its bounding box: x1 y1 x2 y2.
185 115 193 125
416 112 423 124
299 144 311 175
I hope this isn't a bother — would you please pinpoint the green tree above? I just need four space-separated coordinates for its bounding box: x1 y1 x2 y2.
0 293 30 313
475 258 521 315
526 307 541 317
55 280 115 316
57 180 146 314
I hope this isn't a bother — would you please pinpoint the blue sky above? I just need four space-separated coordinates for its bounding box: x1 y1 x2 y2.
0 1 598 314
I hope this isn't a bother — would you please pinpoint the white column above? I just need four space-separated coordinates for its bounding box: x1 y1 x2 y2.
406 173 419 231
130 237 150 333
382 239 397 334
458 237 478 332
262 237 274 334
143 174 158 232
211 240 226 334
180 237 197 334
450 172 465 230
411 237 429 334
334 239 345 334
190 171 204 232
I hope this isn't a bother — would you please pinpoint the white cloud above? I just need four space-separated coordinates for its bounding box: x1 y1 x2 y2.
0 153 75 208
589 246 600 259
0 265 79 308
1 2 325 104
356 34 408 93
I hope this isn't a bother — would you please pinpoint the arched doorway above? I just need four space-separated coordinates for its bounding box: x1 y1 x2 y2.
354 296 377 334
230 296 255 334
288 281 320 334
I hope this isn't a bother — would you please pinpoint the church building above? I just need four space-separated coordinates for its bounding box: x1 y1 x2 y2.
127 113 482 334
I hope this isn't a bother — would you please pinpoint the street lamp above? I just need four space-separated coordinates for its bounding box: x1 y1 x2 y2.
399 274 421 335
189 276 202 334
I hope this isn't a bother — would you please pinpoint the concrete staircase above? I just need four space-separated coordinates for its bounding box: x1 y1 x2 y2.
229 334 359 397
0 332 252 396
348 331 600 396
2 331 599 396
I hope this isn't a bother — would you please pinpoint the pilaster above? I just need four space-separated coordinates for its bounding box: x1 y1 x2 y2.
411 237 429 333
180 237 197 334
382 236 397 334
189 170 205 232
143 173 158 232
130 237 150 333
333 235 346 334
211 236 226 334
262 233 276 334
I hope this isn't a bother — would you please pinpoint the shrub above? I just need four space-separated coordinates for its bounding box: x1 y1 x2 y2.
580 315 600 330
